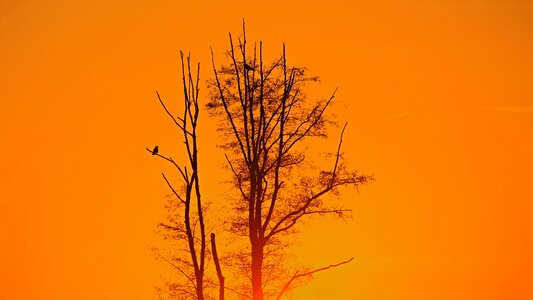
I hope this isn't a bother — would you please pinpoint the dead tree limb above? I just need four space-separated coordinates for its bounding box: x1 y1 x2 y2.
275 257 354 300
211 233 225 300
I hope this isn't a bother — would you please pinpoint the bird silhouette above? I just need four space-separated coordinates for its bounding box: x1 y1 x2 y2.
152 146 159 155
244 63 254 71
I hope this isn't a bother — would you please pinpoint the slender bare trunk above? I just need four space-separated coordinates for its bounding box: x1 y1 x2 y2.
251 240 264 300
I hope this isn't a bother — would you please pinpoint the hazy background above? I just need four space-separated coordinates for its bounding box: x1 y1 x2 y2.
1 0 532 299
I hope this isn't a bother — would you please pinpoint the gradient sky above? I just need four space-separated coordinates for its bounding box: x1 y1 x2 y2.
1 0 532 299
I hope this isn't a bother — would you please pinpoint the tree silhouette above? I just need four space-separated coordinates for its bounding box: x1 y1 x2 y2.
147 52 224 300
207 22 373 299
147 22 372 300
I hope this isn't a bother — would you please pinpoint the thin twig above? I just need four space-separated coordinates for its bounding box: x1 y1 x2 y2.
276 258 354 300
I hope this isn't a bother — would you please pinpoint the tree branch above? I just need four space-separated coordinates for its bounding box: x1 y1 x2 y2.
211 233 225 300
161 173 186 204
275 258 354 300
155 91 193 136
146 148 188 181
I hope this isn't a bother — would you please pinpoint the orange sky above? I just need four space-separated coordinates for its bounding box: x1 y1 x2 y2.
1 0 532 299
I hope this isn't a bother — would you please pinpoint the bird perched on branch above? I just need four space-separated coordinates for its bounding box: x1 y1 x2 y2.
244 63 254 71
152 146 159 155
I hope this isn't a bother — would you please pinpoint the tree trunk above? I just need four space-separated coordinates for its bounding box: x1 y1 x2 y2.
196 276 204 300
251 241 264 300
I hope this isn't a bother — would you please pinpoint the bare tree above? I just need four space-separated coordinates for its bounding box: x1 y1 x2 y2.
147 52 220 300
207 22 373 299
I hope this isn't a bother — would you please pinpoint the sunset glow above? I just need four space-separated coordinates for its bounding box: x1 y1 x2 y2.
1 0 532 299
